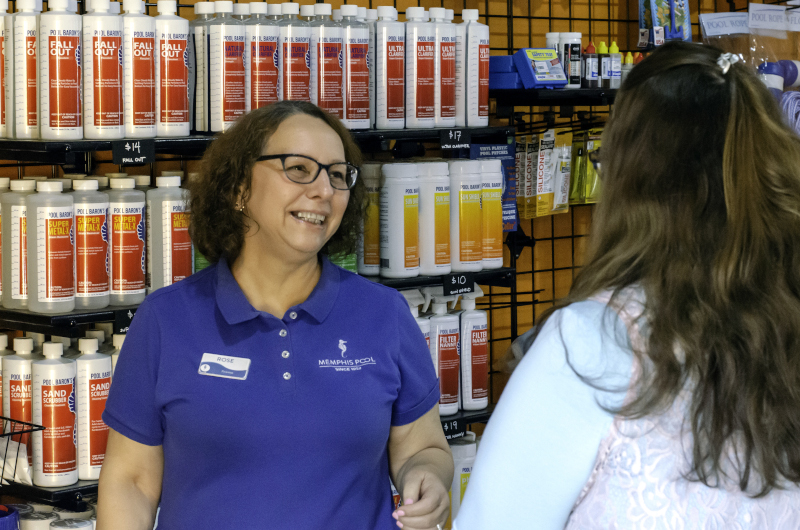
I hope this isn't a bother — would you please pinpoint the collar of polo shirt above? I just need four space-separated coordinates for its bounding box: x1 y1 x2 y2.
215 257 340 324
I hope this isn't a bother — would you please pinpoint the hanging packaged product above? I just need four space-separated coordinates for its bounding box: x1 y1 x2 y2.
278 2 310 102
444 432 477 528
551 136 572 215
122 0 157 138
75 338 111 481
405 7 434 129
189 1 215 133
146 176 192 291
341 4 370 129
400 289 430 347
31 342 77 487
568 132 586 204
39 0 82 140
559 32 582 89
457 286 488 410
27 181 74 314
421 286 460 416
430 8 455 128
13 0 40 139
515 136 527 217
479 159 503 269
512 48 567 89
107 178 146 305
1 179 36 309
380 163 419 279
584 128 602 204
534 129 572 218
111 333 124 374
73 180 109 310
456 10 489 127
309 3 343 118
83 0 123 140
0 0 10 138
4 338 39 465
416 161 451 276
366 9 376 128
374 6 404 129
245 1 279 112
448 160 482 273
523 135 539 219
155 0 190 136
208 1 245 132
356 162 380 276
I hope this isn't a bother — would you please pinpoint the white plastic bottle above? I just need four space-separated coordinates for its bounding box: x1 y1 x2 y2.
1 179 36 309
154 0 190 136
399 289 430 348
405 6 434 129
245 1 278 112
458 285 488 410
107 177 146 305
110 1 121 14
0 177 10 299
111 333 124 374
341 5 369 129
3 337 39 465
480 158 503 269
0 0 11 138
232 2 249 21
146 176 191 291
309 3 342 118
458 9 489 126
299 3 314 22
73 180 110 310
13 0 40 139
39 0 82 140
278 2 310 101
26 331 44 354
449 160 482 272
31 341 78 487
75 337 111 481
208 1 245 132
422 286 460 416
52 336 79 359
83 0 124 140
331 8 341 22
122 0 157 138
447 432 477 525
27 181 75 314
267 3 281 21
375 6 403 130
189 1 214 133
430 8 455 128
0 335 12 415
366 8 376 128
379 163 419 279
417 161 451 276
356 162 380 276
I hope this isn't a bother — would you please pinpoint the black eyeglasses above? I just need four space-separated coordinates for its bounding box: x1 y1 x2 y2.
255 154 359 190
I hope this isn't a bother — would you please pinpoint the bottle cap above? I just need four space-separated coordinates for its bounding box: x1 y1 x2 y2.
78 338 99 354
597 41 608 54
85 0 108 11
429 7 445 20
366 8 377 20
249 2 267 14
86 330 105 344
624 51 633 64
267 3 281 15
123 0 144 13
585 41 595 53
52 336 71 348
281 2 298 15
479 159 502 174
10 180 36 191
109 177 135 189
313 3 330 15
331 8 341 20
13 337 34 354
156 0 176 14
73 180 99 191
193 0 214 14
382 163 418 179
340 4 357 17
233 2 249 15
68 0 77 11
461 8 479 21
405 6 424 19
545 32 559 39
609 41 619 54
0 177 9 189
36 181 63 193
134 175 151 187
445 8 454 20
156 176 181 187
416 161 449 177
53 178 72 190
758 61 784 77
634 52 645 64
376 5 394 18
214 1 232 13
299 4 313 17
560 32 581 40
360 162 382 183
447 159 481 175
92 176 109 188
0 335 6 350
64 174 87 179
0 0 8 12
42 342 63 359
110 1 120 14
112 334 126 349
357 6 366 19
49 0 68 10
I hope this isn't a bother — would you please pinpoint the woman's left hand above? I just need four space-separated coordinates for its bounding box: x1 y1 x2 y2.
391 466 450 530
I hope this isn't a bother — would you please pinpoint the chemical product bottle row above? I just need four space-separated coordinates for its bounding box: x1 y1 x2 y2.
1 0 490 141
360 158 504 279
1 502 98 528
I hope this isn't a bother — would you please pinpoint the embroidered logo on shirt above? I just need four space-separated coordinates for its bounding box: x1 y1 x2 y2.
319 340 375 371
338 340 347 358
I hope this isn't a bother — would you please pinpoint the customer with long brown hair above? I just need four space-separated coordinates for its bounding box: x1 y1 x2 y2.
455 41 800 529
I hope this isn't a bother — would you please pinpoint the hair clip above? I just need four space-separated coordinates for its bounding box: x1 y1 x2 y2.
717 53 740 75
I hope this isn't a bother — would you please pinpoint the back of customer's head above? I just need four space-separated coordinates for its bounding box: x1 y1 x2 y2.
542 41 800 495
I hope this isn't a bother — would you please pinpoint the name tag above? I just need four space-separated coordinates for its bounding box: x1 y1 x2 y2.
198 353 251 380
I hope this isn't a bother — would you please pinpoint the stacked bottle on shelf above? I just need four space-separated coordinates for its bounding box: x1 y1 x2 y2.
0 1 491 139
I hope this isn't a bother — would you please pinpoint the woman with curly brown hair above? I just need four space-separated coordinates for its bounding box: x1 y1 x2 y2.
97 101 453 530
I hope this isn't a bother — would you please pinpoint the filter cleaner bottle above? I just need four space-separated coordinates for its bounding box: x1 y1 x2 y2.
375 6 404 129
2 179 36 309
73 180 110 310
380 163 419 279
13 0 40 139
430 8 455 128
422 286 460 416
83 0 124 140
458 285 489 410
154 0 190 136
341 4 369 129
245 1 278 112
4 337 40 465
32 341 78 487
208 1 245 132
146 176 192 291
405 7 434 129
107 177 146 305
39 0 82 140
417 161 451 276
189 1 214 133
448 160 482 272
309 3 343 118
480 158 504 269
75 337 111 481
278 2 310 101
356 162 380 276
27 180 75 314
122 0 156 138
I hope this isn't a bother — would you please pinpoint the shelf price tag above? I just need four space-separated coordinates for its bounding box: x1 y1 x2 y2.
444 272 475 296
638 29 650 48
114 307 138 334
441 418 465 440
653 27 665 46
112 139 155 165
439 129 472 150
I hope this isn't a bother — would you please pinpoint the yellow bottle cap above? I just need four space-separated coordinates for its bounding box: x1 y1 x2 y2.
625 51 634 64
597 41 608 54
609 41 619 54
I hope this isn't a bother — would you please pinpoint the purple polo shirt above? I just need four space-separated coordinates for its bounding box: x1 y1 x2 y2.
103 257 439 529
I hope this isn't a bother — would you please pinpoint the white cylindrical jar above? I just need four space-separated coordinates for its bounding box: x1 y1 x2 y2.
1 179 36 309
430 8 455 128
75 338 111 481
480 158 504 269
154 0 190 137
146 176 192 292
208 0 245 132
448 159 482 272
356 162 380 276
13 0 40 139
404 7 434 129
83 0 124 140
122 0 157 138
417 161 450 276
379 163 419 279
107 178 146 305
374 6 404 129
73 180 110 309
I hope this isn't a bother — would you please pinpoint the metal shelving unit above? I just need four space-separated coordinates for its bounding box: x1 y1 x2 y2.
490 88 618 109
0 305 138 337
2 481 95 512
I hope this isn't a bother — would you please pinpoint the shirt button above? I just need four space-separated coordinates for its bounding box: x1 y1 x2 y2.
281 350 290 359
279 329 287 337
289 311 298 320
283 372 291 380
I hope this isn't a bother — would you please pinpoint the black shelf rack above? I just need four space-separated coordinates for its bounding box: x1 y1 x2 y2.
2 480 95 512
490 88 618 109
440 404 495 440
374 267 515 290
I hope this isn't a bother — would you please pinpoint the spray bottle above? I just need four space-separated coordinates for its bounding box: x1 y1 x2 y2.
32 341 77 487
374 6 404 129
456 9 489 127
82 0 124 140
1 179 36 309
309 2 343 118
356 162 380 276
122 0 156 138
400 289 431 348
75 338 111 481
457 285 488 410
189 1 215 133
146 175 192 291
341 4 369 129
278 2 310 101
245 1 278 112
405 7 434 129
208 1 245 132
1 0 12 138
431 8 455 128
154 0 190 137
13 0 40 139
3 337 40 465
422 286 460 416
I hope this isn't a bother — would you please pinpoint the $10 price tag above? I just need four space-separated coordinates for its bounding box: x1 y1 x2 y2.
444 272 475 296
